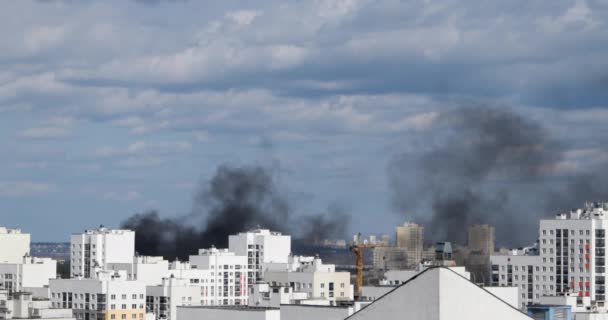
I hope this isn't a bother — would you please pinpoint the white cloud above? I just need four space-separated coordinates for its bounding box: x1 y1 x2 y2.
0 181 58 197
103 190 141 201
18 126 71 139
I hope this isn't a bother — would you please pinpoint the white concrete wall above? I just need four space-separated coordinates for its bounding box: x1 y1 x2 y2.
0 228 30 264
280 305 352 320
146 278 202 320
176 306 280 320
71 229 135 278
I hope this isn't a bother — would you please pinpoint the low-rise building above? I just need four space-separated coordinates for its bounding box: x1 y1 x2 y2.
372 247 409 271
50 270 146 320
263 256 353 303
0 291 74 320
0 256 57 294
145 277 201 320
107 256 169 286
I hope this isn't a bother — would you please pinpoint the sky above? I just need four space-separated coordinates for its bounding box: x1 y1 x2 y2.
1 0 607 243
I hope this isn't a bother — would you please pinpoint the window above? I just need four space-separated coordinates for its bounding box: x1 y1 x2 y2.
111 295 116 300
122 295 127 299
111 316 116 320
321 283 325 288
132 294 137 299
121 315 126 320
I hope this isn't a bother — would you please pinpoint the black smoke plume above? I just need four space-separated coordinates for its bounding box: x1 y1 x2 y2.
122 164 350 260
388 106 608 247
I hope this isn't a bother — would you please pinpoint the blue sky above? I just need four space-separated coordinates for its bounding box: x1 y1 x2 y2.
1 0 607 243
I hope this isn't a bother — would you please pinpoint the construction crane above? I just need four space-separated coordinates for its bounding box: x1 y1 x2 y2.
350 234 385 298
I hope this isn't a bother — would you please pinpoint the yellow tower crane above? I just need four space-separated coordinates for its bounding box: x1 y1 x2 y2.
350 234 385 298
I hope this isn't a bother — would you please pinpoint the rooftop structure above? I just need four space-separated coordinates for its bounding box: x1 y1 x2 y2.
346 267 532 320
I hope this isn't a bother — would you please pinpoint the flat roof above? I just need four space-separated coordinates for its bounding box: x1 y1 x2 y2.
178 306 279 311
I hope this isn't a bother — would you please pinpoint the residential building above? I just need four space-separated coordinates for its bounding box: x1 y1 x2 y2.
0 291 74 320
0 256 57 294
372 247 409 271
168 248 248 306
395 222 424 266
0 228 30 264
247 283 308 308
263 256 353 303
491 202 608 310
70 228 135 278
107 256 169 286
468 224 496 255
228 229 291 284
49 270 146 320
146 277 201 320
347 267 532 320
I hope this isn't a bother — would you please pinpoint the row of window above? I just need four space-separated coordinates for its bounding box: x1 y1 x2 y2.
542 229 591 236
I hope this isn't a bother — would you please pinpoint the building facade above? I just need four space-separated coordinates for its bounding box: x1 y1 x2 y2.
491 202 608 310
468 224 495 255
228 230 291 284
145 278 201 320
0 257 57 294
176 248 248 306
263 257 353 302
50 271 146 320
395 222 424 267
372 247 409 271
71 228 135 278
0 228 30 264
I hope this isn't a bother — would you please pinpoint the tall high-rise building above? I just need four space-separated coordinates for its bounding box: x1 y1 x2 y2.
491 202 608 310
228 229 291 284
0 227 30 264
395 222 424 266
468 224 495 255
71 227 135 278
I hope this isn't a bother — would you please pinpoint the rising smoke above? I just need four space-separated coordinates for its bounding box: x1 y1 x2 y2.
122 164 350 260
388 106 608 246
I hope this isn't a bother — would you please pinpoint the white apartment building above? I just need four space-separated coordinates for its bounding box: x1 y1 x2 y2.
491 202 608 310
50 270 146 320
228 229 291 284
0 256 57 294
263 256 353 303
162 248 248 306
0 228 30 264
107 256 169 286
71 228 135 278
145 277 201 320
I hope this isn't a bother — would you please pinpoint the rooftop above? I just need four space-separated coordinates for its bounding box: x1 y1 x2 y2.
179 305 279 311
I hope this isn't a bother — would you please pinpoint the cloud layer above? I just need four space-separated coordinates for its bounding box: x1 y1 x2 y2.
0 0 607 242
